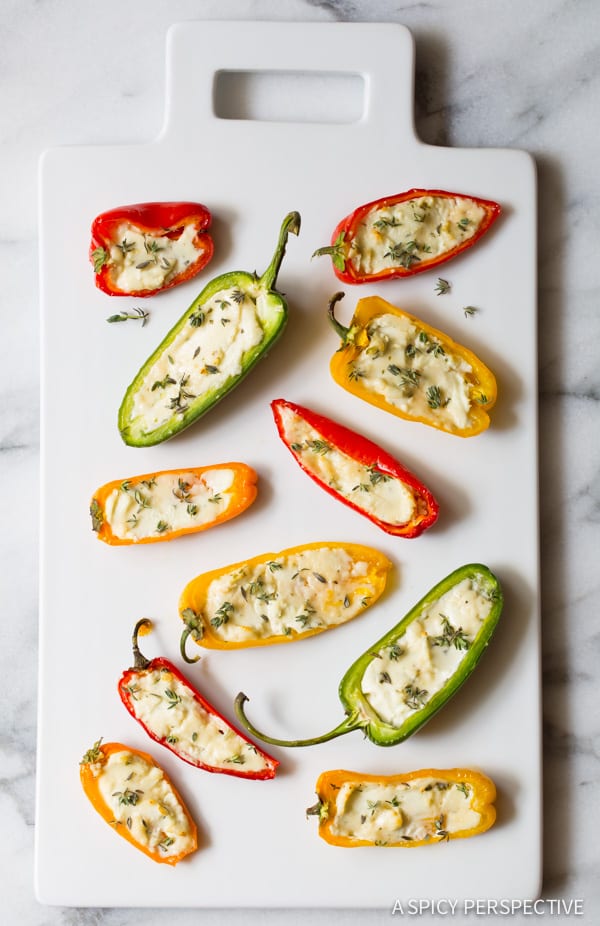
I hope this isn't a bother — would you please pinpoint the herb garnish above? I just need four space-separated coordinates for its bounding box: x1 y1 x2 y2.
113 788 143 806
211 601 234 628
106 307 149 327
403 684 429 710
430 615 470 651
426 385 450 409
164 688 182 709
384 240 421 268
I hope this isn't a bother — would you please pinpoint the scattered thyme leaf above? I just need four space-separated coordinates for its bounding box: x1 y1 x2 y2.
106 307 149 326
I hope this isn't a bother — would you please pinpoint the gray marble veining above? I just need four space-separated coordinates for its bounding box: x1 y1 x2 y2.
2 0 599 922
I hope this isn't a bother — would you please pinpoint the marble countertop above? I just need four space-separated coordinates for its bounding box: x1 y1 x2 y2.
2 0 599 923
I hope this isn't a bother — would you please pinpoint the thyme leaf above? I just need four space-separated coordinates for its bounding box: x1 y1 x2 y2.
430 615 471 651
426 385 450 409
106 307 149 326
403 684 429 710
211 601 234 628
383 240 421 269
116 238 136 256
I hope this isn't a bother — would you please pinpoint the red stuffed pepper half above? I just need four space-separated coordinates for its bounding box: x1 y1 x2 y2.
271 398 439 538
90 201 213 296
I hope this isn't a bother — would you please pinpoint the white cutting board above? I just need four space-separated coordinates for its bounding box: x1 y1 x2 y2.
36 21 540 907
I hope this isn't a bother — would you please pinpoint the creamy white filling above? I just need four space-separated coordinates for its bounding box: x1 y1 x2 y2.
92 749 195 859
124 668 273 773
103 468 235 541
350 313 474 430
278 404 418 526
129 286 264 431
349 195 486 276
109 222 203 292
361 578 492 727
331 777 481 844
203 547 377 643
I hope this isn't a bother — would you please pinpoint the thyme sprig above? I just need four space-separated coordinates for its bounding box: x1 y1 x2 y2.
211 601 234 628
426 385 450 409
403 684 429 710
116 238 136 256
373 216 402 230
106 307 149 327
434 278 451 296
430 615 471 651
113 788 143 806
384 240 421 269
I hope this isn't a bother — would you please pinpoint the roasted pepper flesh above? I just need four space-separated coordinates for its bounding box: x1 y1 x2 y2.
179 541 391 660
90 463 257 545
271 398 438 537
313 189 501 284
118 211 300 447
90 201 213 296
79 739 198 865
328 293 497 437
308 768 496 847
119 620 278 778
235 563 502 747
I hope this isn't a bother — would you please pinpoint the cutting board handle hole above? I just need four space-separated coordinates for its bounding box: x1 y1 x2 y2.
213 70 365 124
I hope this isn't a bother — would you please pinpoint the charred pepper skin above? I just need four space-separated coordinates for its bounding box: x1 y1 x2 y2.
271 398 438 537
118 620 279 779
118 211 300 447
313 189 501 284
90 201 213 296
235 563 503 748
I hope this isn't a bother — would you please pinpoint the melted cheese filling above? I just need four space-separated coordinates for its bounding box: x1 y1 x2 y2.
124 668 273 773
129 286 264 431
91 749 195 859
349 195 486 276
277 404 419 526
103 468 235 541
331 777 481 844
109 222 203 292
361 578 493 727
350 313 474 430
203 547 378 643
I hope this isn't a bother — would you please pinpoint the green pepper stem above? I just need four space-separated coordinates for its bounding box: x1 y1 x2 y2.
258 211 301 290
234 692 362 747
180 627 201 664
327 291 352 342
131 619 152 670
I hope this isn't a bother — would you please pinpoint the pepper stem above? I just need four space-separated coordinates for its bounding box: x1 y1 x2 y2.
327 291 355 344
305 798 329 822
131 619 152 670
258 211 301 291
234 692 363 747
180 627 201 664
